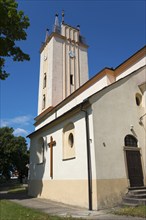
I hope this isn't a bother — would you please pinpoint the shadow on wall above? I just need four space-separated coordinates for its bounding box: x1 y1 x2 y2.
28 136 47 197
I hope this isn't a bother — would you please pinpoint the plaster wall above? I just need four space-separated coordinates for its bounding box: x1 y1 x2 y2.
30 111 97 181
52 37 63 106
88 67 146 208
79 46 89 85
37 57 146 130
91 67 146 198
142 91 146 107
38 39 54 114
38 51 44 115
29 108 98 208
46 39 53 108
35 75 108 130
28 179 98 209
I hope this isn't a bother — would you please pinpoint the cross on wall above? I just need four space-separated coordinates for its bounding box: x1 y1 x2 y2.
48 136 56 178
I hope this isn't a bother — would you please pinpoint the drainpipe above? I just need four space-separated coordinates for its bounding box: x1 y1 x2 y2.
81 102 92 210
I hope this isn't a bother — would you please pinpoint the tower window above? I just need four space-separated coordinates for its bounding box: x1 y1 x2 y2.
43 73 47 88
42 95 46 109
70 74 74 85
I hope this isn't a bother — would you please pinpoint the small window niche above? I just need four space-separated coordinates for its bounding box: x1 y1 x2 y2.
135 93 142 106
42 94 46 109
70 74 74 85
63 123 75 160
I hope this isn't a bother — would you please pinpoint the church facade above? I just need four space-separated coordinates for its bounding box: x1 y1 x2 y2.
28 14 146 210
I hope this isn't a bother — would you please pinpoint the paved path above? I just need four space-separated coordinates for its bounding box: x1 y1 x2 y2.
0 190 145 220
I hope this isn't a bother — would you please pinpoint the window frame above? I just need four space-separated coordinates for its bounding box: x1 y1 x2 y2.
124 135 138 147
63 122 75 160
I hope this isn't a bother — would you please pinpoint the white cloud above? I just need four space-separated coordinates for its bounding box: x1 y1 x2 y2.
0 115 33 140
0 115 32 127
11 115 31 125
13 128 28 137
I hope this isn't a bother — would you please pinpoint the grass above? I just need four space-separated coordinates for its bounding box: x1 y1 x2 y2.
113 205 146 218
0 200 76 220
7 185 27 194
1 184 146 219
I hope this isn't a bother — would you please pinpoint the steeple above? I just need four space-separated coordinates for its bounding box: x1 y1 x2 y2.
62 10 65 24
45 28 49 42
77 25 80 31
53 13 60 33
37 13 89 115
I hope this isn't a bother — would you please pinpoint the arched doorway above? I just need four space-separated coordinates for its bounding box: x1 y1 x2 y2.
124 135 144 187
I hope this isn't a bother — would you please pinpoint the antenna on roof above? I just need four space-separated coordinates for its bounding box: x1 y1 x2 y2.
62 10 65 24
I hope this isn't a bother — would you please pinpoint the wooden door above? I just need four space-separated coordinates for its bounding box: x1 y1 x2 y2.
126 150 144 187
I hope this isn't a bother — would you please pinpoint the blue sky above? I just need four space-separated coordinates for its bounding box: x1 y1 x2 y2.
0 0 145 146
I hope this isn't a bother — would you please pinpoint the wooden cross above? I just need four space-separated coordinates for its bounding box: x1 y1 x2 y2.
48 136 56 178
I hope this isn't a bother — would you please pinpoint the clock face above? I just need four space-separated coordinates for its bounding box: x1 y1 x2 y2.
69 51 75 58
44 55 47 61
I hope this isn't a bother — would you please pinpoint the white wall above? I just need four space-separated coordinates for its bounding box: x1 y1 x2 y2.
91 67 146 181
30 110 96 181
36 54 146 131
35 75 109 130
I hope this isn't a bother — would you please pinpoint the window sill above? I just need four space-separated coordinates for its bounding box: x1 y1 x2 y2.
62 156 76 161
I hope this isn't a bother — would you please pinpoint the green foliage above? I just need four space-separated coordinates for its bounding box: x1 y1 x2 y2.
0 127 29 180
0 0 30 80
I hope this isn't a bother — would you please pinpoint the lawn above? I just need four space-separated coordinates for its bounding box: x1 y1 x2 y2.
7 185 27 194
0 200 76 220
1 193 146 219
113 205 146 218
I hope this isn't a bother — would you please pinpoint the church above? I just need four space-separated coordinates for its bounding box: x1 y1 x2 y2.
28 13 146 210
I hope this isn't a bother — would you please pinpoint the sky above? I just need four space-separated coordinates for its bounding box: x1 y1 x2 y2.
0 0 146 147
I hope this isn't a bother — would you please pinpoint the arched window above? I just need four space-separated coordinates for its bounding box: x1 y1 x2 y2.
124 135 138 147
63 122 75 160
36 137 45 164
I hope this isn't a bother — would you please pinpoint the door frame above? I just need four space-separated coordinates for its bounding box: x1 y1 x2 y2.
124 146 144 187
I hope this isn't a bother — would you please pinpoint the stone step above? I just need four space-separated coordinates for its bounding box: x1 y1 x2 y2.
127 193 146 199
128 186 146 191
128 189 146 195
123 197 146 206
122 186 146 206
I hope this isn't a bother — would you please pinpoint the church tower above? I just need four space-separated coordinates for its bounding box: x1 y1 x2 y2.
37 13 89 115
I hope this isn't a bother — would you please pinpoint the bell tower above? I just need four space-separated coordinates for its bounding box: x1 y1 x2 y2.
37 13 89 115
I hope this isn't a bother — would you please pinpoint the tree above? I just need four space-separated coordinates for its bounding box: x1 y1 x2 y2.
0 127 29 182
0 0 30 80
